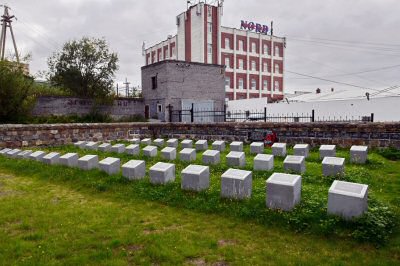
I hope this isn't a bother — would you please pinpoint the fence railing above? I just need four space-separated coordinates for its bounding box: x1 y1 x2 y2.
168 105 375 123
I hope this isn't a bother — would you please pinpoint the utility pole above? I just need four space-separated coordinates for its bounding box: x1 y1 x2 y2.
123 78 131 97
0 5 19 62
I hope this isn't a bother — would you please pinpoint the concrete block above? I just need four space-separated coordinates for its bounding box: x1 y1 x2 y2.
16 150 33 159
230 141 243 152
293 144 310 158
42 152 61 165
167 138 179 148
74 141 86 149
322 157 345 177
141 138 152 145
212 141 225 151
6 149 21 158
153 138 165 147
254 154 274 171
143 146 158 157
78 155 99 170
266 173 302 211
128 138 140 144
161 147 176 160
283 155 306 174
149 162 175 184
328 180 368 219
320 145 336 159
250 142 264 154
0 148 12 155
181 139 193 149
179 148 197 162
195 140 208 151
98 143 112 152
181 165 210 191
221 169 252 199
122 160 146 180
99 157 121 175
350 146 368 164
85 141 98 151
126 144 140 155
111 144 126 154
59 153 79 167
272 143 287 157
226 151 246 167
202 150 220 165
29 151 46 161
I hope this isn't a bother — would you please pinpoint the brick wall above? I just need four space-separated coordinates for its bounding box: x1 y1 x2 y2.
32 96 145 119
0 122 399 149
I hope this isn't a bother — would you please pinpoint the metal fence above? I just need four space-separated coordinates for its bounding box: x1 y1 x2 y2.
168 105 374 123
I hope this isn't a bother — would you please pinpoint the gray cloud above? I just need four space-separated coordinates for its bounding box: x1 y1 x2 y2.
4 0 400 93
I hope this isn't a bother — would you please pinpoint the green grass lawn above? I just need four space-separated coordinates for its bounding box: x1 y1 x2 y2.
0 142 399 265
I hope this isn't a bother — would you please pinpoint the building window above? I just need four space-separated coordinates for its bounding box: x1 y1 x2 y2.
158 53 161 62
238 59 244 70
225 57 230 68
263 80 269 90
263 62 269 72
251 79 256 90
165 50 169 59
251 42 256 53
151 75 158 90
238 78 244 90
157 104 163 113
275 46 280 57
264 44 269 55
225 38 230 49
274 80 279 91
251 60 256 71
225 77 231 89
238 40 244 51
275 64 280 74
208 22 213 33
171 47 175 57
208 44 213 54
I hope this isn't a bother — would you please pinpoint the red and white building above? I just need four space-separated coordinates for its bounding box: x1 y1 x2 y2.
144 1 286 101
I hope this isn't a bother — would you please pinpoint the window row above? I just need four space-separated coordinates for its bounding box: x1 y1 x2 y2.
225 78 281 91
224 57 282 73
224 38 282 56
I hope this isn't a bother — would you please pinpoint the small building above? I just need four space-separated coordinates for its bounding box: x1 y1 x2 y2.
141 60 225 122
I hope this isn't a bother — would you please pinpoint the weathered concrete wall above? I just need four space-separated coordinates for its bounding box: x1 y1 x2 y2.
0 122 399 149
142 60 226 121
31 96 145 119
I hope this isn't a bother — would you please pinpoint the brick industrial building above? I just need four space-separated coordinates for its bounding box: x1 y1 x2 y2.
144 1 286 102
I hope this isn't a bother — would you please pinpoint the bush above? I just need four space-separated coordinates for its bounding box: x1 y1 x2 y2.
0 61 35 123
377 147 400 161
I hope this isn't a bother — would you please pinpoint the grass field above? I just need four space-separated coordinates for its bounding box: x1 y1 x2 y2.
0 142 399 265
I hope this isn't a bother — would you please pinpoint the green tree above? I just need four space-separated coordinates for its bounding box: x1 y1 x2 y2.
0 61 34 123
48 37 118 99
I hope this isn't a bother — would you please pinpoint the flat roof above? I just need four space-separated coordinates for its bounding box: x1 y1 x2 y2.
141 59 225 70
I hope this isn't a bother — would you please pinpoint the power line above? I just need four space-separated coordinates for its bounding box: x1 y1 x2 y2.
326 64 400 78
286 70 375 91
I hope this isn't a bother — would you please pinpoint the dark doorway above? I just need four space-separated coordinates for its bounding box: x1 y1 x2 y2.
145 105 150 119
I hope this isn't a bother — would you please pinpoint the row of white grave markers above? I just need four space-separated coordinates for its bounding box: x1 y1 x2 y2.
1 146 369 220
74 140 369 178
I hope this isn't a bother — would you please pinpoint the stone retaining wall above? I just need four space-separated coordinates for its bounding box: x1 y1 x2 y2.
32 96 144 119
1 122 399 149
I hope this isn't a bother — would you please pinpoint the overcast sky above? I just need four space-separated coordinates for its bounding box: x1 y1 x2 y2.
4 0 400 94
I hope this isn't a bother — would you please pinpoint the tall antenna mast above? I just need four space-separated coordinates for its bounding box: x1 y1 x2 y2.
0 5 19 62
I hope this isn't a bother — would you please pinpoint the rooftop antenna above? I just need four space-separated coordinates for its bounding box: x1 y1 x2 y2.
0 5 19 62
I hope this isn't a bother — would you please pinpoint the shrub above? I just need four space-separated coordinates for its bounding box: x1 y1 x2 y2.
377 147 400 161
0 61 35 123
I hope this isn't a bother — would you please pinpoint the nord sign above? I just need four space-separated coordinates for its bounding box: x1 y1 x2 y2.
240 20 269 34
